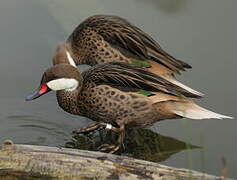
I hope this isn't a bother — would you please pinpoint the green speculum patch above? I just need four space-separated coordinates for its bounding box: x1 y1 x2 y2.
130 60 151 68
137 91 154 97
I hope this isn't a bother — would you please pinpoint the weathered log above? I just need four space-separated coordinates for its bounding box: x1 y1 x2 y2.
0 140 228 180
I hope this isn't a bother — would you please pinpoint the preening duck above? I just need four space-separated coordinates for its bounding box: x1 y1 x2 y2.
53 15 203 97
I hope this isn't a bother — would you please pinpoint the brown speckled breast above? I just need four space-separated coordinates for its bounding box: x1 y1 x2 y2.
77 84 157 127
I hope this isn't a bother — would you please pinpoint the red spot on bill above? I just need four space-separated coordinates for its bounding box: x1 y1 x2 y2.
39 84 48 95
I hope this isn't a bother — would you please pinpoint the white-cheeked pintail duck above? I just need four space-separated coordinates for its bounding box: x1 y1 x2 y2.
26 62 232 153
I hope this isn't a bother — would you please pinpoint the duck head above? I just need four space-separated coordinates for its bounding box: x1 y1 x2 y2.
26 64 82 101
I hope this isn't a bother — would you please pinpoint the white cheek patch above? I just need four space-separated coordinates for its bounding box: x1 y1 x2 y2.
66 51 76 67
47 78 78 91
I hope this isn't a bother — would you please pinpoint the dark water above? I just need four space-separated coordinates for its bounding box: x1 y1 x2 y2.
0 0 236 178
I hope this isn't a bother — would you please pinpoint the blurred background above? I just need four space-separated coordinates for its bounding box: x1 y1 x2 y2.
0 0 236 178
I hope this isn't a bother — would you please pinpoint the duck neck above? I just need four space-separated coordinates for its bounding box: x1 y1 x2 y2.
66 41 87 65
53 43 84 66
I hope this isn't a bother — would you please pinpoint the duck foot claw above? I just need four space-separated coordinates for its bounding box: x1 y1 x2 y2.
97 144 120 153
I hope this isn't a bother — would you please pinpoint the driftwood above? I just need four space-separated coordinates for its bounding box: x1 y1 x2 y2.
0 140 228 180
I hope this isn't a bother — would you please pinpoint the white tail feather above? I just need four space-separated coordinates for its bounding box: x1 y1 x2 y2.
168 78 204 97
172 102 233 120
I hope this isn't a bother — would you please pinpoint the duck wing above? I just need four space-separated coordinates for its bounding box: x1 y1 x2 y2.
82 62 200 98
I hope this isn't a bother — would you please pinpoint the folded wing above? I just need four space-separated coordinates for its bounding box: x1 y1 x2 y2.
82 62 200 98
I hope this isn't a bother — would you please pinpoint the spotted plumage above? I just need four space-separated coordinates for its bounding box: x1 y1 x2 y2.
26 62 232 153
53 15 203 97
66 15 190 72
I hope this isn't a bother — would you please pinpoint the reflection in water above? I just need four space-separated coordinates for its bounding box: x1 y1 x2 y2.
66 128 199 163
137 0 187 13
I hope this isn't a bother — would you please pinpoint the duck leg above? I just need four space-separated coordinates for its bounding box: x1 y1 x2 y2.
73 122 106 135
73 122 117 135
98 125 125 153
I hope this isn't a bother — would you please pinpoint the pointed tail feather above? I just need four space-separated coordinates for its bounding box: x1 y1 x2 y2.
146 60 204 98
171 101 233 120
166 77 204 98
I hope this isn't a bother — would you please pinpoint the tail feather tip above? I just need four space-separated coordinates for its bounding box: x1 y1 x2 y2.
174 109 233 120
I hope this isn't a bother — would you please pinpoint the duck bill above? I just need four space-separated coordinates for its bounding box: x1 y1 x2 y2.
26 84 50 101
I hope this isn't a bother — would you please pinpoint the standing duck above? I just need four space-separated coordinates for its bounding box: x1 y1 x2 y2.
26 62 232 153
53 15 203 97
